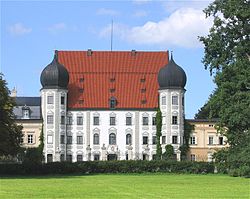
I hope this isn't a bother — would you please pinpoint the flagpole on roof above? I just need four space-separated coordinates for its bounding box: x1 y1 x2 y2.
111 19 113 52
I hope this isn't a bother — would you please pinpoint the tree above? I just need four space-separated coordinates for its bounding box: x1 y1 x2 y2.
162 145 175 160
179 120 194 160
199 0 250 176
195 93 219 119
0 73 23 157
156 108 162 160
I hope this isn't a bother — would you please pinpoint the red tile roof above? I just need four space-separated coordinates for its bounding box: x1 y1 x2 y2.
58 50 169 109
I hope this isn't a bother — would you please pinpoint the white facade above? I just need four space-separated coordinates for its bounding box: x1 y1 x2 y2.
42 89 185 162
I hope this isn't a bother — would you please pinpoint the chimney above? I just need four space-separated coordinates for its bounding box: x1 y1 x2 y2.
131 50 137 56
10 87 17 97
87 49 92 56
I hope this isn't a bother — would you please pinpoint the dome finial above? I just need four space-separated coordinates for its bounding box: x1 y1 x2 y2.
54 50 58 61
170 51 173 61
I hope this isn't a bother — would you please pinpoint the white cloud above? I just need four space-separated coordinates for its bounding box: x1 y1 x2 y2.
48 23 67 34
100 8 213 48
96 8 119 16
162 0 213 13
8 23 32 36
133 10 148 17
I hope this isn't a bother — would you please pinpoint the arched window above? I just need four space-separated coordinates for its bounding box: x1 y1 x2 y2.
109 133 116 145
93 133 99 145
126 134 132 145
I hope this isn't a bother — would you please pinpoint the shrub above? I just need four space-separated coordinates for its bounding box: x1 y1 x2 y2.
0 160 215 176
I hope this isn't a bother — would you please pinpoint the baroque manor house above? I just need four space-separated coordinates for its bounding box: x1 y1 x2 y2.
40 50 187 162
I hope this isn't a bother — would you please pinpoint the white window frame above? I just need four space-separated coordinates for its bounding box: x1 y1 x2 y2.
162 96 166 105
27 134 33 144
172 95 178 105
47 135 53 144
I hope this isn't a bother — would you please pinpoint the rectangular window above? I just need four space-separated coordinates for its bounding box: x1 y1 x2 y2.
47 135 53 144
219 137 224 145
172 96 178 105
172 116 178 125
77 116 83 125
47 115 53 124
126 134 132 145
208 136 213 145
67 136 72 144
67 116 72 125
22 109 30 119
28 134 33 144
172 136 178 144
191 154 196 162
152 136 157 145
152 154 157 160
143 117 148 125
77 136 83 144
190 136 196 145
143 136 148 145
60 135 65 144
152 117 156 126
162 96 166 105
47 96 53 104
110 117 116 125
162 136 166 144
93 116 99 125
61 96 65 105
77 155 83 162
61 115 65 125
126 117 132 125
93 134 99 145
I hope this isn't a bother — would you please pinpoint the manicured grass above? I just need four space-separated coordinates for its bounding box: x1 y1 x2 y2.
0 174 249 198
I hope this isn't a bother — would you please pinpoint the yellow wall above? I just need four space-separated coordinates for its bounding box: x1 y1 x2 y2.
188 121 228 162
17 121 42 148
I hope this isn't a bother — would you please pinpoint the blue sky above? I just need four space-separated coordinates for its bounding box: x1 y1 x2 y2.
1 0 215 119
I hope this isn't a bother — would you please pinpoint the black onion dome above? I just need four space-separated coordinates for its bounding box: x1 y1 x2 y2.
40 51 69 89
158 53 187 89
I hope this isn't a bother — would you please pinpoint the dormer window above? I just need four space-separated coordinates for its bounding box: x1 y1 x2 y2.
109 97 117 109
22 106 30 119
140 78 146 83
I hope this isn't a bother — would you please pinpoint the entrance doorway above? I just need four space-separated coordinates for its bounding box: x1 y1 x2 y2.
107 154 117 161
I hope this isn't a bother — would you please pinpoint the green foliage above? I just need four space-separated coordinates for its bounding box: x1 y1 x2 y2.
0 161 215 175
195 93 219 119
23 148 43 165
162 145 175 161
199 0 250 177
180 120 194 160
156 108 162 160
38 125 44 161
0 73 23 156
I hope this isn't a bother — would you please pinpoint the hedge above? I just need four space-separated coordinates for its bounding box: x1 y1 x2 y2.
0 160 214 175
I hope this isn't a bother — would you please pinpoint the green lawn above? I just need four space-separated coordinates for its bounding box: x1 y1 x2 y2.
0 174 249 199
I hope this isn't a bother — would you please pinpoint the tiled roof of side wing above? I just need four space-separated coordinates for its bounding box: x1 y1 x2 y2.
14 97 41 106
58 51 169 109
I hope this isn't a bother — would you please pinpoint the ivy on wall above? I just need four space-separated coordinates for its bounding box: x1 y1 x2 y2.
156 108 162 160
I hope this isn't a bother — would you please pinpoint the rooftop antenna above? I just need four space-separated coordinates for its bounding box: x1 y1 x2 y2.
111 19 113 51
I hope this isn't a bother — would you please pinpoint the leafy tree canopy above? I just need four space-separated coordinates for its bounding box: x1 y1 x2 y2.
0 74 23 156
199 0 250 176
